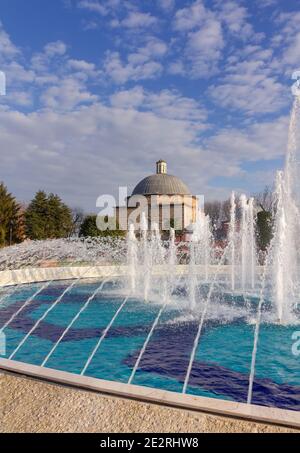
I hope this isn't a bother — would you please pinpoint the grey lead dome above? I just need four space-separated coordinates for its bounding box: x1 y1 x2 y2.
132 173 191 196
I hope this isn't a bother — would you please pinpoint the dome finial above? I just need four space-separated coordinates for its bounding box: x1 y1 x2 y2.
156 160 167 174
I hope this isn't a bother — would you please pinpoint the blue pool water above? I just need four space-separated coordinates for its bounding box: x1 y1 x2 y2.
0 280 299 411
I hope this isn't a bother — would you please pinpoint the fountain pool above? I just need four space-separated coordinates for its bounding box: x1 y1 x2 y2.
0 277 299 412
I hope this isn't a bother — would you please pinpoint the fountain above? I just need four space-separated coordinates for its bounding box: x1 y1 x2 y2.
227 193 253 292
270 96 300 323
229 192 236 291
127 224 138 294
0 96 299 417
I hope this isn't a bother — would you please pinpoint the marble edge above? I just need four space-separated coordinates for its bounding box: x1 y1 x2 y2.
0 358 299 430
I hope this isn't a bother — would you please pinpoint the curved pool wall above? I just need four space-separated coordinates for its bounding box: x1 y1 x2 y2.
0 266 298 429
0 265 261 288
1 358 299 429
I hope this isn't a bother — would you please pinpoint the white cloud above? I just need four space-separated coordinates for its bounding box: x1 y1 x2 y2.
30 41 68 75
122 11 158 28
174 0 207 32
0 103 211 209
272 12 300 70
103 36 167 84
110 86 145 108
67 59 99 80
104 50 163 84
0 10 292 210
40 77 98 110
217 1 252 37
127 38 168 65
284 33 300 67
0 28 101 111
77 0 122 16
0 95 288 210
171 1 266 79
208 33 289 116
44 41 67 57
172 1 224 78
144 90 206 122
188 19 223 54
158 0 175 12
186 17 224 77
77 0 108 15
143 38 168 58
110 86 207 122
256 0 278 8
206 116 289 162
210 82 286 116
168 60 185 76
5 90 33 107
0 21 19 59
3 62 35 85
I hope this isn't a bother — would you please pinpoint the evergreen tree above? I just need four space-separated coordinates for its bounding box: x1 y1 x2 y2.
25 191 48 239
256 210 273 251
79 215 125 238
0 183 23 247
79 215 99 237
25 191 73 240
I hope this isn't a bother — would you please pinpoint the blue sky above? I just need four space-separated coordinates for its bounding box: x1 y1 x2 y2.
0 0 299 211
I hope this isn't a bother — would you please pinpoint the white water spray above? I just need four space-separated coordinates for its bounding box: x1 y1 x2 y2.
271 96 300 323
127 223 138 294
229 192 236 291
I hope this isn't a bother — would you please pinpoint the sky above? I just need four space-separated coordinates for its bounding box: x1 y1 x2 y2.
0 0 299 212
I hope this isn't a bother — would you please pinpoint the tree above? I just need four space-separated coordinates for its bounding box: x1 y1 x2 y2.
254 186 275 252
254 185 274 212
46 194 73 238
204 199 231 231
79 215 99 237
256 210 273 252
25 191 73 240
79 215 125 238
25 191 48 240
69 207 85 237
0 183 23 247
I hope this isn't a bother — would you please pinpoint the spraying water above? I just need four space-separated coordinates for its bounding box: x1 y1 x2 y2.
127 223 138 294
188 230 198 311
187 210 213 310
238 195 257 292
271 96 300 323
229 192 236 291
141 213 151 302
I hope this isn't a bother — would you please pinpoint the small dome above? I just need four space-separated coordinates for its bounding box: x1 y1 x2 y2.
132 174 191 196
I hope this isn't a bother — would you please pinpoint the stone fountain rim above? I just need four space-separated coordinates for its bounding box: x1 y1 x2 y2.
0 265 264 288
0 358 299 429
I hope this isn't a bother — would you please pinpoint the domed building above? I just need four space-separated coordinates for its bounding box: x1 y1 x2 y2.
116 160 198 232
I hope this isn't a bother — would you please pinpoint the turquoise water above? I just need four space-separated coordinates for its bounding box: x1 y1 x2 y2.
0 280 299 411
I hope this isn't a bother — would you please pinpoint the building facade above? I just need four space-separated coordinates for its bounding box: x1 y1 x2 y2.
116 161 198 232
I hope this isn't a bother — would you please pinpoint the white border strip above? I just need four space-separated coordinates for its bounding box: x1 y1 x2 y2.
0 358 299 429
0 265 262 288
